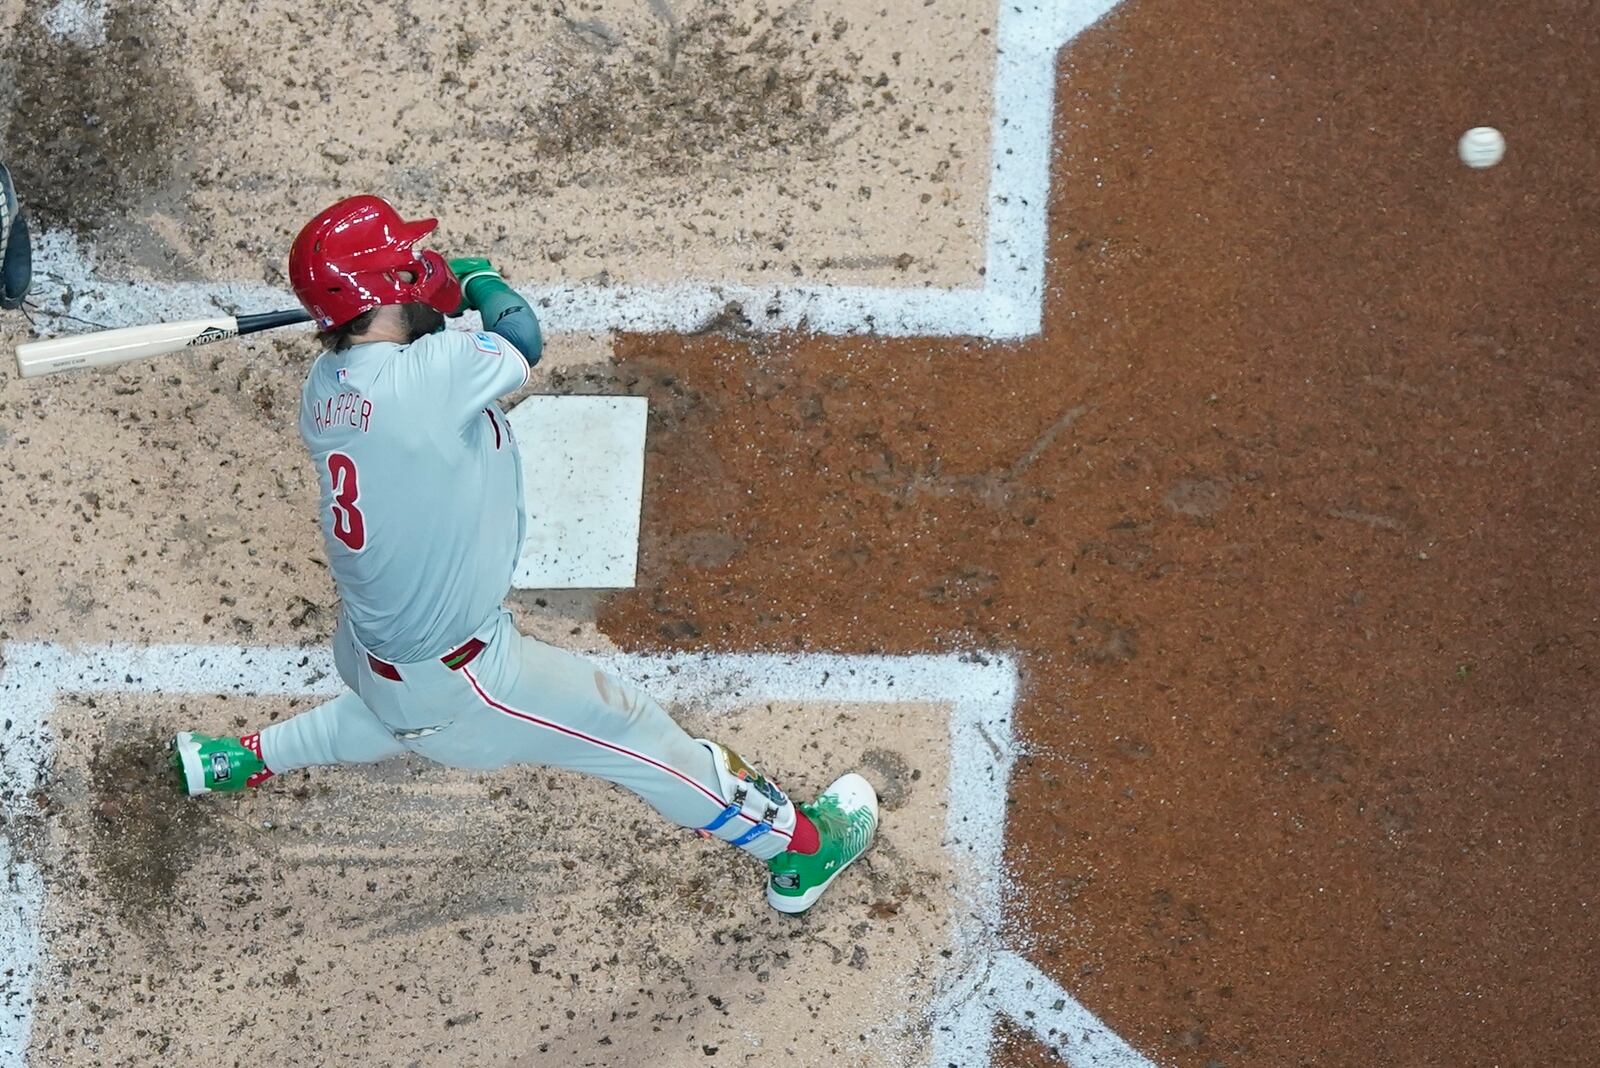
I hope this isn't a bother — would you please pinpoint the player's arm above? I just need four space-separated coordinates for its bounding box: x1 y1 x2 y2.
414 321 530 427
450 256 541 367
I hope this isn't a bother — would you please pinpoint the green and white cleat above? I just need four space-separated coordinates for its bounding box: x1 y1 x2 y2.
766 773 880 915
170 731 271 795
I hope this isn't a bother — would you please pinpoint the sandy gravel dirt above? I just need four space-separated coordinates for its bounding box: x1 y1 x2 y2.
1 0 993 290
29 694 959 1067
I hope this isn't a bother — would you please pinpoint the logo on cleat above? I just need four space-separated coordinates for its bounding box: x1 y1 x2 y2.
208 752 232 782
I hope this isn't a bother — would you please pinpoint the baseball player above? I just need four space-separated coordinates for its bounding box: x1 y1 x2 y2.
171 195 878 914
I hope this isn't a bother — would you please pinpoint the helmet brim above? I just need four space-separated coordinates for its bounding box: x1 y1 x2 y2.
395 216 438 248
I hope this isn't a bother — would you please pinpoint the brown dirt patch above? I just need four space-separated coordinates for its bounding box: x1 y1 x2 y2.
1 0 198 239
596 2 1600 1065
84 726 220 923
526 1 856 183
992 1021 1072 1068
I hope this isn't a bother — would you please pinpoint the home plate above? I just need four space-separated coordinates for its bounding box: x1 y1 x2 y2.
507 395 647 589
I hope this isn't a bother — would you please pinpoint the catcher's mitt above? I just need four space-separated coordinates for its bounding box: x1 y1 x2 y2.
0 162 32 310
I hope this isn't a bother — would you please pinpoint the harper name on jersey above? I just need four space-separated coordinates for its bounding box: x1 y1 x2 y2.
311 390 374 433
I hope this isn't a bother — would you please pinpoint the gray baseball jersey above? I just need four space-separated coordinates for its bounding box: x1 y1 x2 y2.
298 328 530 663
259 322 813 870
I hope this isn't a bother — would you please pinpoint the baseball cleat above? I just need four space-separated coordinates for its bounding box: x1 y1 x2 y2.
170 731 271 795
766 773 879 915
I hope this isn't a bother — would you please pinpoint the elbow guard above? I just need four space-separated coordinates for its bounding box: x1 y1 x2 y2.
466 274 543 366
484 303 542 367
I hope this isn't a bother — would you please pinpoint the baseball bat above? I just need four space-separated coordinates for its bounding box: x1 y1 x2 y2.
14 308 312 378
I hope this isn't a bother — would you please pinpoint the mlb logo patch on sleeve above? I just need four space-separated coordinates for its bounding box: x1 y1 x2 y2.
471 332 502 355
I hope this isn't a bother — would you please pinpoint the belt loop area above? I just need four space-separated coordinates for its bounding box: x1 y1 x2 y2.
367 654 403 682
441 637 486 671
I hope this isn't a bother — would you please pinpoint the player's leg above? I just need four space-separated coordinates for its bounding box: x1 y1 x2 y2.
444 627 879 913
171 690 407 796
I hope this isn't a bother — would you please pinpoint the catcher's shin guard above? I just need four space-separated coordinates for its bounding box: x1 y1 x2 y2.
694 740 797 861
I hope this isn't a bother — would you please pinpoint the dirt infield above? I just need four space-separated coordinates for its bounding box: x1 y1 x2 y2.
598 2 1600 1065
0 0 992 289
29 692 959 1067
3 0 1599 1066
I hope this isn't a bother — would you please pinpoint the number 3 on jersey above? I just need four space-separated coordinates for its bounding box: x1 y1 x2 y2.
327 452 367 551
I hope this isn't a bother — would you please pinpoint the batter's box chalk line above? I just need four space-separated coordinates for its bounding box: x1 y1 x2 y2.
27 0 1124 343
0 642 1152 1068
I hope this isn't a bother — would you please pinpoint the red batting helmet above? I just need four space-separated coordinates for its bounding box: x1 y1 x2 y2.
288 195 462 330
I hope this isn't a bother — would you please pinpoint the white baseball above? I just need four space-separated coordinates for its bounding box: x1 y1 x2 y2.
1458 126 1506 169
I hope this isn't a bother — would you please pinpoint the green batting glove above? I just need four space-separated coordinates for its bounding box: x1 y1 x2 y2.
448 256 506 312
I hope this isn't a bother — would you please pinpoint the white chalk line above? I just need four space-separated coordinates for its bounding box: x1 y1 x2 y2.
28 0 1125 342
0 641 1151 1068
39 0 107 47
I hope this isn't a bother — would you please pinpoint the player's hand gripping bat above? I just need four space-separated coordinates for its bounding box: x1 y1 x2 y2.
13 309 312 378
